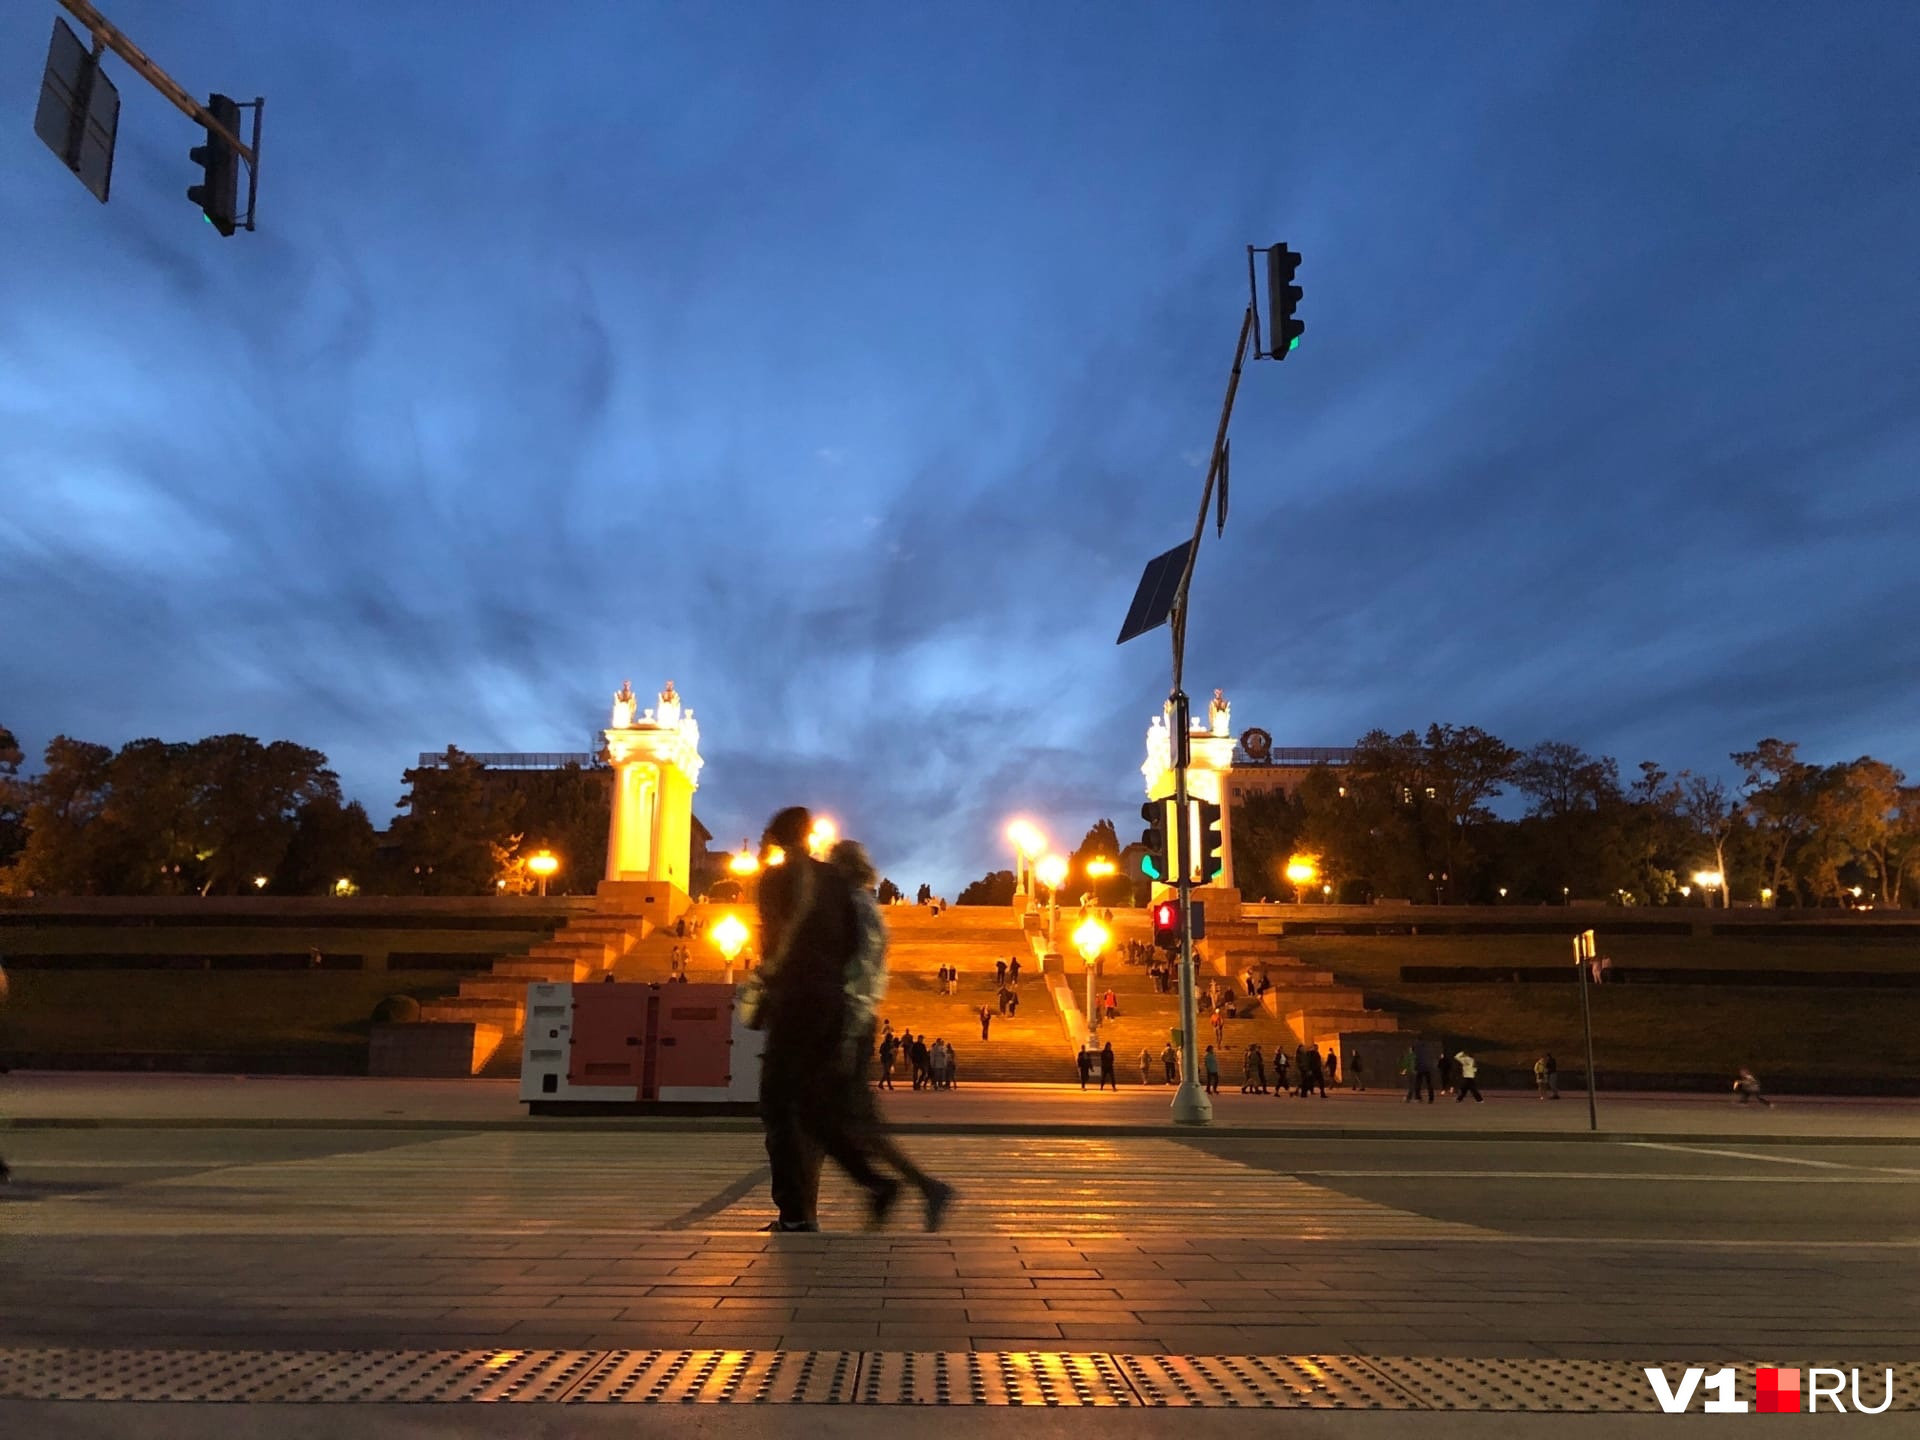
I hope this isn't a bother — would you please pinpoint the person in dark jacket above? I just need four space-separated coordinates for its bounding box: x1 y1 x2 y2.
1099 1041 1118 1091
753 806 899 1232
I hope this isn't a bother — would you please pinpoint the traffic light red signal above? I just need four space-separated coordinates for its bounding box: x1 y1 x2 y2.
1152 900 1181 949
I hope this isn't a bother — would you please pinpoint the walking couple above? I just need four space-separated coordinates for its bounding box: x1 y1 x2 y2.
751 806 956 1233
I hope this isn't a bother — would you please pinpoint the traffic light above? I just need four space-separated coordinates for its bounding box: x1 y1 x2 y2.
1193 799 1225 883
1266 244 1304 358
1140 799 1173 882
187 93 241 236
1151 898 1181 949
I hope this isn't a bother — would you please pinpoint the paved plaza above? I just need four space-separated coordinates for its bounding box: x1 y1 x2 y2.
2 1076 1917 1432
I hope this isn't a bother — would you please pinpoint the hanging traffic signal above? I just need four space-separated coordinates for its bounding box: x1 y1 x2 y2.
187 93 240 235
1266 244 1304 358
1192 798 1225 883
1140 799 1173 882
1151 898 1181 949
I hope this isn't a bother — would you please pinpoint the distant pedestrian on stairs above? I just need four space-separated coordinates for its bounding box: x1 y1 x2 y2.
1140 1047 1153 1086
1162 1041 1177 1085
979 1005 992 1041
1099 1041 1117 1091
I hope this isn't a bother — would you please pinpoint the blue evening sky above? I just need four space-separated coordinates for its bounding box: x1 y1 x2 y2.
3 1 1916 892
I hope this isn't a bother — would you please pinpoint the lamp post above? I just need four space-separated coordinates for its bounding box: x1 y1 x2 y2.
1006 820 1045 899
527 850 560 897
1073 914 1110 1044
1085 855 1117 906
1284 855 1318 905
1037 853 1069 946
1691 869 1724 909
806 817 837 860
710 912 750 985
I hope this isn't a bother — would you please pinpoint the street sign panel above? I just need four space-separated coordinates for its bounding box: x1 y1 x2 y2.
35 17 120 204
1116 539 1194 646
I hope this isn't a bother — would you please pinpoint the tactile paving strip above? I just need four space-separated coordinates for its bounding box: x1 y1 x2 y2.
0 1349 1912 1409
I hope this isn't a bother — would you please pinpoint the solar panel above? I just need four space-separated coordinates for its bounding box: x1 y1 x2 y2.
1115 540 1194 646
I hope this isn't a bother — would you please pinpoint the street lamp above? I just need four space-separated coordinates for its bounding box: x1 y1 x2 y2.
1037 853 1069 944
728 843 761 877
806 816 837 860
528 850 560 897
1691 869 1724 908
252 875 268 891
710 912 750 984
1006 820 1046 897
1284 855 1318 904
1085 856 1117 904
1072 914 1110 1043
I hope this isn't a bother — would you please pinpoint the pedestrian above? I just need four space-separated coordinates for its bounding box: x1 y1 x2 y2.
1251 1042 1268 1094
1437 1051 1455 1096
1308 1046 1327 1098
1211 1009 1226 1047
752 809 922 1232
1273 1048 1289 1095
1162 1041 1177 1085
1325 1047 1339 1088
1545 1052 1560 1099
911 1034 931 1090
1240 1044 1256 1094
1399 1044 1418 1102
1102 987 1118 1022
1533 1055 1549 1099
1412 1041 1437 1103
1008 956 1021 985
1099 1041 1117 1091
1350 1051 1364 1091
1453 1049 1484 1103
1006 988 1019 1018
943 1041 959 1089
877 1031 898 1089
1203 1045 1221 1094
1140 1047 1154 1086
929 1037 949 1090
996 957 1008 987
1077 1047 1093 1090
1734 1066 1773 1107
824 837 955 1227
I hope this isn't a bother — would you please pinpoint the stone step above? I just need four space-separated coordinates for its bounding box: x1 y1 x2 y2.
459 976 535 1003
421 995 525 1031
494 956 591 982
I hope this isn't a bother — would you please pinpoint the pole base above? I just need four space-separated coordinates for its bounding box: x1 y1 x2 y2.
1169 1080 1213 1125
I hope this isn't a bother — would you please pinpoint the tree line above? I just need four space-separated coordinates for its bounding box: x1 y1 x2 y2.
1226 727 1920 908
0 727 608 896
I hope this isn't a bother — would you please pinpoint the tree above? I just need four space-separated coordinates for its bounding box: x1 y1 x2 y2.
1888 786 1920 909
1228 787 1305 901
183 735 340 893
5 737 114 894
1733 740 1818 902
1804 758 1904 906
955 869 1017 906
388 747 522 894
1676 772 1738 906
1509 742 1628 901
505 763 610 894
1068 819 1125 905
279 796 378 895
1419 723 1519 901
0 724 27 872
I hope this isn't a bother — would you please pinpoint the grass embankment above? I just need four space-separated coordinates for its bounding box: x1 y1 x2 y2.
1283 934 1920 1086
2 969 471 1058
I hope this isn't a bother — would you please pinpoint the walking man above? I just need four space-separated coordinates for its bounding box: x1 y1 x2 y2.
1099 1041 1118 1091
753 808 907 1231
979 1004 992 1042
1325 1047 1339 1088
1545 1052 1561 1099
1203 1045 1221 1095
1139 1047 1153 1086
1162 1041 1177 1085
1453 1049 1484 1103
1077 1047 1093 1090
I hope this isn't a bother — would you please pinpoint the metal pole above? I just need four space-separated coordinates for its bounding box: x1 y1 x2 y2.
58 0 256 163
1085 948 1097 1044
1169 689 1210 1123
1576 934 1598 1132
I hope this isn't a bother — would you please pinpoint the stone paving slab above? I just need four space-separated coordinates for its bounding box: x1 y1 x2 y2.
6 1073 1920 1141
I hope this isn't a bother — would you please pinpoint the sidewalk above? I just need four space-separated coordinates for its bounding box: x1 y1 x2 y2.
5 1071 1918 1141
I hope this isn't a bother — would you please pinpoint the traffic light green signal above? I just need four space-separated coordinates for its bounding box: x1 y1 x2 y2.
1139 799 1175 881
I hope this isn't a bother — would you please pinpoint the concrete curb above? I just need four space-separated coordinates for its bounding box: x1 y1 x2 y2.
3 1114 1913 1145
